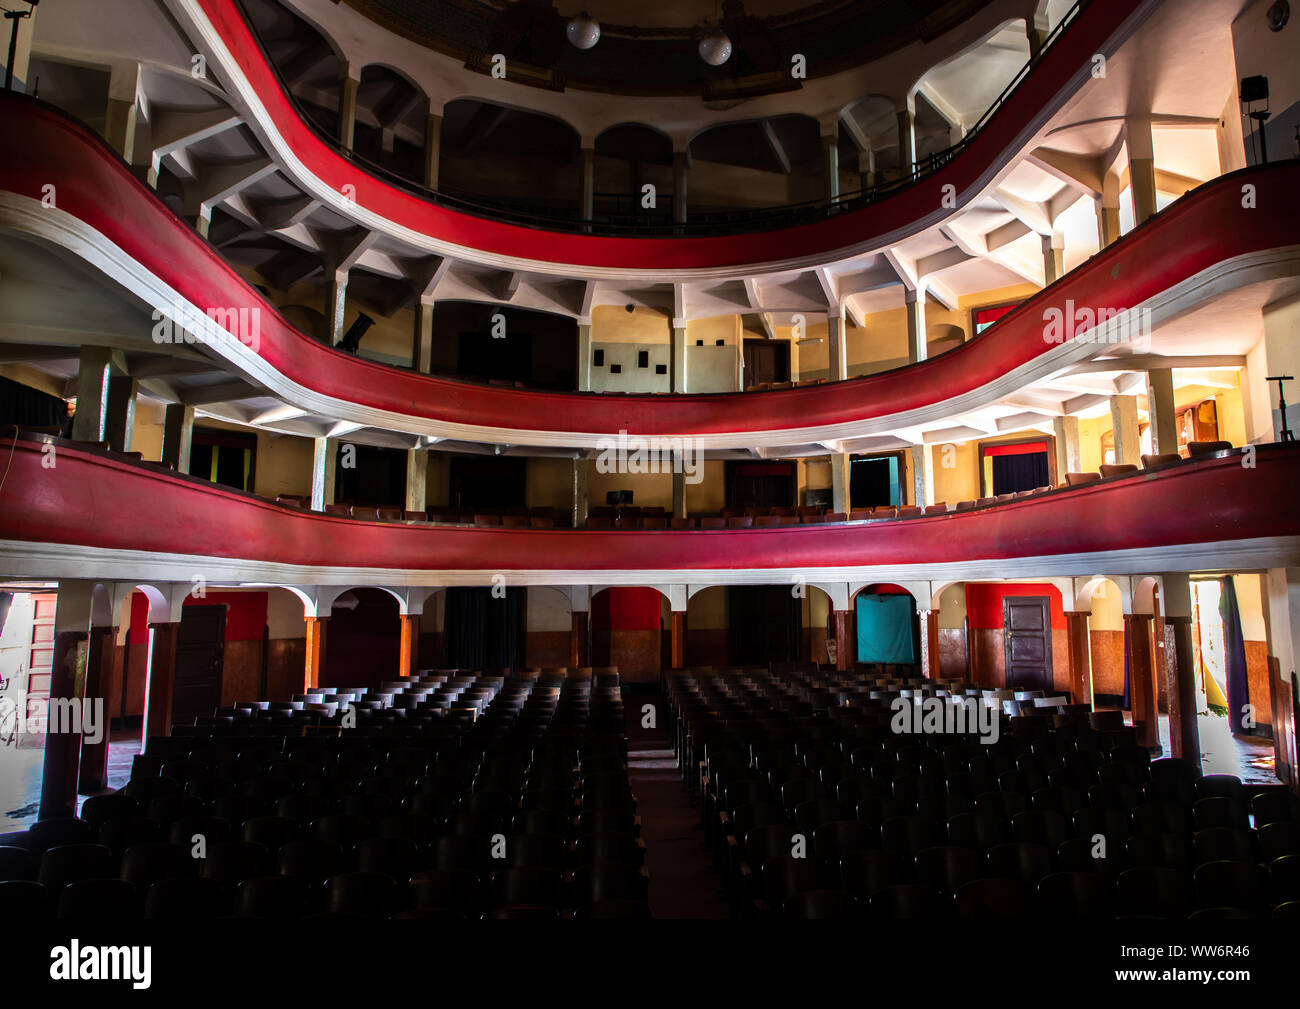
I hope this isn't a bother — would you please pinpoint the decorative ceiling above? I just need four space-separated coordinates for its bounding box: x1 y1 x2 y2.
341 0 995 96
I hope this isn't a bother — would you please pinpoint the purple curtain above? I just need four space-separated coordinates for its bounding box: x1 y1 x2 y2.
1121 620 1130 710
1218 577 1251 733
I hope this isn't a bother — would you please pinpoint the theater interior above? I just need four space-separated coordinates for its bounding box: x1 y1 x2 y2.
0 0 1298 968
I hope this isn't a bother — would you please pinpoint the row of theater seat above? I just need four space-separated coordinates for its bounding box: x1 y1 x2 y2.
0 670 652 920
666 667 1299 919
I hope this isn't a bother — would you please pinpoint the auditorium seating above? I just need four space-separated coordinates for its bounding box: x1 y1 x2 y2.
0 669 647 921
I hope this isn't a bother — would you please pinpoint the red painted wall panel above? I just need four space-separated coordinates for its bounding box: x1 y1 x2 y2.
592 588 663 632
183 590 268 641
966 583 1067 630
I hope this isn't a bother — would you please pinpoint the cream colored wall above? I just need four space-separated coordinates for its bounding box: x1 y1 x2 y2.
130 401 165 462
937 582 968 630
526 587 571 632
586 463 674 511
1231 574 1268 642
685 461 727 514
526 458 573 512
426 454 450 508
688 586 727 630
188 416 316 499
1078 414 1109 474
930 441 979 505
1089 578 1124 632
1 363 64 398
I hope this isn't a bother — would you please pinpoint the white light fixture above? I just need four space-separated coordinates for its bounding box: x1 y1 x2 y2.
698 29 732 66
566 12 601 49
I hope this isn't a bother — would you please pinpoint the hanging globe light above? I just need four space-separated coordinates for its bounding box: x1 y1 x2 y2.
698 28 732 66
566 12 601 50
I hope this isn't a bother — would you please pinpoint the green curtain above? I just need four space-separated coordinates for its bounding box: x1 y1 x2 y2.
856 593 915 664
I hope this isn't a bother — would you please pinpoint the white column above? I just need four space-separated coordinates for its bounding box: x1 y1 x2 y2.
830 453 850 514
828 308 848 381
311 437 338 511
327 268 349 346
1146 368 1178 455
1109 394 1141 466
405 447 428 513
671 324 689 393
1052 415 1081 480
910 444 934 507
906 288 927 363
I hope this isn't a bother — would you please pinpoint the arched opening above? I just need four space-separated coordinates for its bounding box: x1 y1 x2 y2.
426 301 579 391
355 64 429 177
852 584 920 674
688 114 823 215
323 587 402 689
593 123 673 225
240 0 345 140
591 587 666 683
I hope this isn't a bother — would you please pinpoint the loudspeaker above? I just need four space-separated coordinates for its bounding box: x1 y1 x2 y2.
1240 75 1269 103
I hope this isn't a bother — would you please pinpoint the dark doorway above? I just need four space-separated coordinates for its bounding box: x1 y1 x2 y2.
189 428 257 492
449 457 527 511
727 587 801 666
850 454 903 509
323 589 400 689
1003 596 1053 691
173 605 226 722
450 305 577 390
981 440 1053 496
443 587 526 670
334 443 407 507
743 339 790 388
726 461 795 510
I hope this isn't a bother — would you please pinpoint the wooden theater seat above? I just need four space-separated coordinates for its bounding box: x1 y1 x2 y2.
1141 452 1183 469
1187 440 1234 457
1063 472 1101 487
1099 463 1139 478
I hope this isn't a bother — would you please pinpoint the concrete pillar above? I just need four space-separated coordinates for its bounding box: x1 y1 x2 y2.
910 444 933 508
1065 611 1093 708
304 616 328 690
1096 175 1122 248
1124 612 1161 752
1147 368 1178 456
673 151 688 225
822 133 839 203
896 105 916 177
405 446 428 513
104 64 141 165
581 146 595 226
827 309 848 381
1160 573 1200 769
917 607 939 678
832 610 851 671
1052 415 1081 480
327 268 349 346
672 469 687 520
424 111 442 189
311 436 338 511
143 620 181 751
339 72 359 151
905 288 927 363
1109 394 1141 466
572 458 588 529
1127 116 1158 225
1026 10 1051 55
571 605 589 668
413 298 435 373
671 325 689 393
830 452 850 515
161 403 195 472
104 375 138 453
576 323 593 391
76 621 117 794
71 347 113 442
39 580 93 819
670 610 687 669
1041 233 1063 285
398 614 418 678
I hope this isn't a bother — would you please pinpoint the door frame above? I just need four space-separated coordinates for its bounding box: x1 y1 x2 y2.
1002 595 1053 691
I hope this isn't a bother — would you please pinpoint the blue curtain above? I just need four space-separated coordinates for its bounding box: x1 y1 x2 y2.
1219 577 1251 733
856 594 915 664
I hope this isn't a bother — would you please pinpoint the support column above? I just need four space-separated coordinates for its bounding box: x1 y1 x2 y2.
670 610 687 670
917 608 939 678
405 446 428 514
1127 116 1158 225
339 72 359 152
905 288 927 363
672 151 688 225
671 324 688 393
105 64 141 165
398 614 417 679
39 581 93 819
1146 368 1178 456
1124 612 1161 752
580 146 595 227
327 268 349 346
1261 568 1299 790
1052 415 1081 481
423 110 442 189
412 298 435 373
830 452 850 515
143 621 180 751
1109 394 1141 466
1160 574 1200 769
104 374 138 453
304 616 328 690
896 103 916 177
76 621 116 794
71 347 113 443
571 458 589 529
672 469 687 520
1096 174 1122 247
909 444 933 508
311 436 338 512
832 610 851 672
1065 611 1093 709
822 132 839 204
1041 233 1063 285
1026 9 1051 55
577 323 593 391
161 403 194 472
827 308 848 381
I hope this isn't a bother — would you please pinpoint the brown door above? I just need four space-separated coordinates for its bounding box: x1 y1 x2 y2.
743 339 789 387
1003 596 1052 692
173 605 226 722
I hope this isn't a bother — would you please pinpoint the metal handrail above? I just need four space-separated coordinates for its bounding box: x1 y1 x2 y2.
234 0 1089 237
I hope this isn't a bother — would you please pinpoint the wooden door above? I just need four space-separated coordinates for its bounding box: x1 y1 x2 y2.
1003 596 1053 691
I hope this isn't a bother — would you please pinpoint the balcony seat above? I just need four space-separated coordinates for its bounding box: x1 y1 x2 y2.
529 516 554 529
1187 440 1234 457
924 504 951 515
1063 472 1101 487
1141 453 1183 470
897 506 922 518
700 517 726 529
1099 463 1139 478
324 503 352 517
